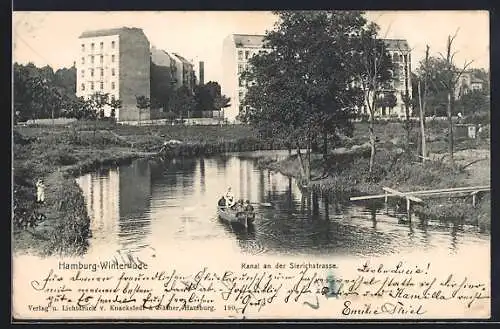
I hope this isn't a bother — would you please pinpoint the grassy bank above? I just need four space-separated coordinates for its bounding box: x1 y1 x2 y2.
13 122 286 256
260 124 490 231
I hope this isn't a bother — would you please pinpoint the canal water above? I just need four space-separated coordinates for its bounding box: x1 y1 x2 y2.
76 151 489 258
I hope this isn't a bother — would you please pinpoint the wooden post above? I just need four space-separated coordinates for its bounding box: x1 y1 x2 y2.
384 191 388 214
418 81 426 162
471 191 478 208
406 197 411 221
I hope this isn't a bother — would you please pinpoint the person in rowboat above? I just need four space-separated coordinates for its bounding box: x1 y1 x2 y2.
224 187 235 209
244 200 254 213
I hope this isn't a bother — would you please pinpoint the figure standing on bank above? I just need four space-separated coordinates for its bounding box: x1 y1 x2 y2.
35 179 45 203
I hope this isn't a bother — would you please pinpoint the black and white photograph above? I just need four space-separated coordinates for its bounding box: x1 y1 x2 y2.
12 10 490 320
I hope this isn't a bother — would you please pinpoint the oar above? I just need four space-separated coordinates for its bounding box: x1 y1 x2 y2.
255 202 273 207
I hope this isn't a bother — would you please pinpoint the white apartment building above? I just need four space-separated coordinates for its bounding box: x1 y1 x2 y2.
76 27 150 121
221 35 412 121
221 34 268 123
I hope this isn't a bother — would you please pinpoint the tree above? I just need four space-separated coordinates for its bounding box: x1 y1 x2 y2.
13 62 76 122
439 31 473 164
415 56 452 117
354 22 393 174
109 98 122 120
242 11 367 183
456 89 489 115
193 81 231 118
135 95 150 126
71 96 95 120
167 86 196 120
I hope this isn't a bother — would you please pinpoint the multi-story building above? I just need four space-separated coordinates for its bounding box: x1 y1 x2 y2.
172 53 196 92
221 34 413 121
221 34 268 123
76 27 151 121
375 39 413 118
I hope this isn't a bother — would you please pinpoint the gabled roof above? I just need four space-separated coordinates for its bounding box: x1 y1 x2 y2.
172 53 192 66
79 27 147 39
233 34 266 47
383 39 410 51
151 46 174 66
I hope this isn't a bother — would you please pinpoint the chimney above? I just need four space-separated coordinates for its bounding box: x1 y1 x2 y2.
199 61 204 85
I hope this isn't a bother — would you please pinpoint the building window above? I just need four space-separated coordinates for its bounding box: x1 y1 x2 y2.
238 64 244 74
90 68 94 77
81 57 85 65
245 50 250 59
111 95 115 102
91 43 95 51
91 56 94 64
100 82 104 90
90 82 94 90
100 42 104 50
238 50 243 61
111 82 115 89
81 83 85 91
111 41 115 49
111 55 115 63
81 69 85 78
111 68 115 76
100 68 104 77
239 77 244 87
100 55 103 64
239 90 244 100
81 44 85 52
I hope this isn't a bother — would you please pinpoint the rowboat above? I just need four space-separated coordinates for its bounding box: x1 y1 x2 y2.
217 206 255 228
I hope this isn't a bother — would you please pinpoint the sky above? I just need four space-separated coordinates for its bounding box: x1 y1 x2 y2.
13 11 489 85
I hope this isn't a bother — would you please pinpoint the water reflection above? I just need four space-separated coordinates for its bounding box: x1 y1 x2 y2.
77 152 489 258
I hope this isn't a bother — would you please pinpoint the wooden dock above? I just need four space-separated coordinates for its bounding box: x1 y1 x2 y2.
350 185 490 219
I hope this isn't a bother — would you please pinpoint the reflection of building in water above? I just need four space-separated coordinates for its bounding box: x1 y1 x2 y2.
119 160 151 217
76 169 120 251
118 160 152 248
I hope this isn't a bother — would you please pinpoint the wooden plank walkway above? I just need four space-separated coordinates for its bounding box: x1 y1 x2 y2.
350 185 491 219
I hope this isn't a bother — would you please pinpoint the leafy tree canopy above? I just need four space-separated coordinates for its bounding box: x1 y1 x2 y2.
241 11 386 144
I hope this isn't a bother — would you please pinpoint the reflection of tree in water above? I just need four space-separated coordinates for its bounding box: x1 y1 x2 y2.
199 157 206 194
151 157 198 190
252 187 397 255
214 154 231 171
450 221 460 253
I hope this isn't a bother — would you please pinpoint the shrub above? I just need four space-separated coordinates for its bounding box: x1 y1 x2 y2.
463 111 490 125
46 145 78 166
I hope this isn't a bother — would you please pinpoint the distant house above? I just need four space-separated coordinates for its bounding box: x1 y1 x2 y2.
455 70 489 99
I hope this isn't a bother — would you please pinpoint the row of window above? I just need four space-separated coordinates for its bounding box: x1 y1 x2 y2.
237 63 249 74
81 54 116 65
80 68 116 78
391 53 409 63
237 49 267 61
82 41 116 52
81 81 116 91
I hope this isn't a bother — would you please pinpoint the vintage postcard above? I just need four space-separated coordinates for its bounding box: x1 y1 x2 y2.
12 10 490 321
